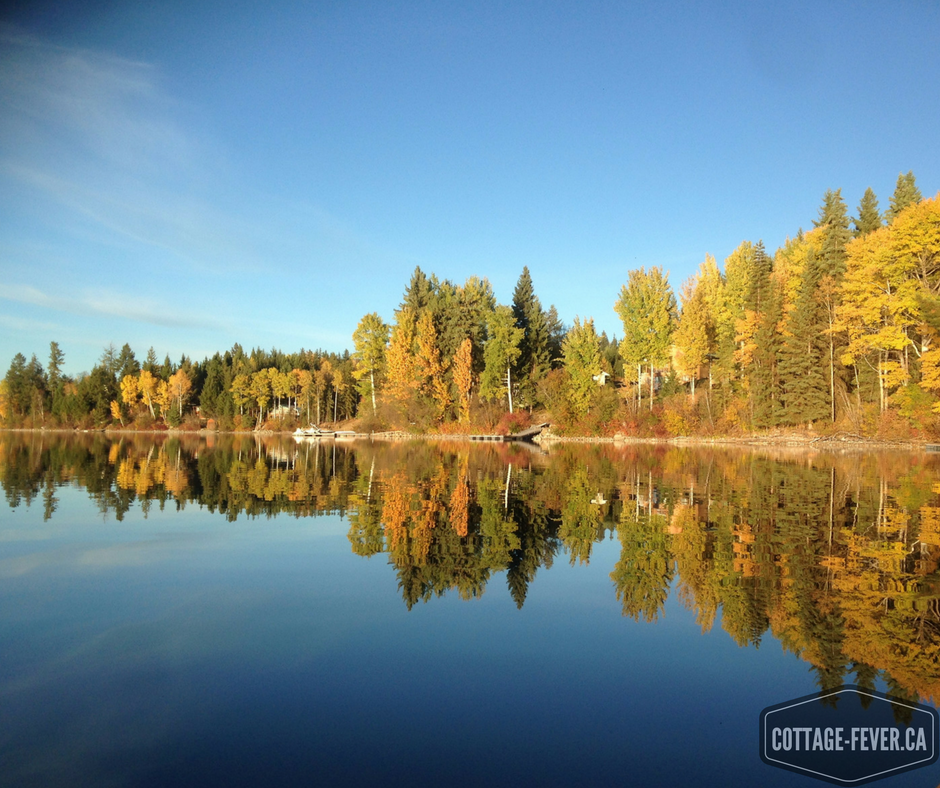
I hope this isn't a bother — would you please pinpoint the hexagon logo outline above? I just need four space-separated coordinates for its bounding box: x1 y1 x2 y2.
759 685 938 785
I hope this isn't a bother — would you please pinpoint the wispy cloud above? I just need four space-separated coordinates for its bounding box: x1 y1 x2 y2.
0 28 269 275
0 281 227 331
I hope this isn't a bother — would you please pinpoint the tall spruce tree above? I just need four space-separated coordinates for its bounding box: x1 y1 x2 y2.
813 189 851 419
778 249 830 424
853 187 882 237
545 305 565 367
885 171 922 224
511 267 550 407
747 264 784 428
814 189 851 279
400 266 435 313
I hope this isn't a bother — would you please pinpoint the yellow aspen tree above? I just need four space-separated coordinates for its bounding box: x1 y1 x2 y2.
137 369 158 419
385 309 419 407
110 399 124 426
273 370 291 413
120 374 140 418
231 373 252 417
332 368 345 421
289 369 305 412
453 337 473 423
155 380 172 423
352 312 389 416
415 309 451 419
250 369 273 428
296 369 314 422
673 274 714 397
167 369 193 418
837 226 919 411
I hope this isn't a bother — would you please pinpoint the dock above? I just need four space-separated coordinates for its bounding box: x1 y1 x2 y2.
469 423 549 443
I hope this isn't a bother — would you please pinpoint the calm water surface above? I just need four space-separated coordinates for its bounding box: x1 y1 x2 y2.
2 433 940 787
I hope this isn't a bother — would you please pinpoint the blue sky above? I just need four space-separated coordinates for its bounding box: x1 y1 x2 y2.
1 1 938 375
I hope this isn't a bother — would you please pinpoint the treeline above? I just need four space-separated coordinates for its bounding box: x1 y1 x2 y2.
0 342 355 431
348 171 940 436
2 171 938 436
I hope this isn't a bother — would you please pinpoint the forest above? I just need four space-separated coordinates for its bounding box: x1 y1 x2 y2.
2 172 939 439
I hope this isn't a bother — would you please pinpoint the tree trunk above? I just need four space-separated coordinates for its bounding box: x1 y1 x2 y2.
829 333 835 423
637 363 642 409
507 365 513 414
878 354 885 413
370 370 376 415
649 364 654 411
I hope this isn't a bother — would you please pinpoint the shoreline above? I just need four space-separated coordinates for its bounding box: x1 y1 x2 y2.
1 426 932 452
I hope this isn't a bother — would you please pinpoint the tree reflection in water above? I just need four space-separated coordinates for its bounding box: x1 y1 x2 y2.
3 432 940 704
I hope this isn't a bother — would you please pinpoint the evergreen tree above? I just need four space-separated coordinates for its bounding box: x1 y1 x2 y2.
199 354 226 416
885 171 922 224
746 241 773 313
511 267 551 407
814 189 851 279
545 305 565 367
117 343 140 380
778 250 829 424
400 266 434 313
853 187 882 237
813 189 851 418
143 347 158 374
3 353 29 419
47 341 66 420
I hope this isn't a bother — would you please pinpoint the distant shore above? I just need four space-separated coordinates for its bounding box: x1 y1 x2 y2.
2 426 932 451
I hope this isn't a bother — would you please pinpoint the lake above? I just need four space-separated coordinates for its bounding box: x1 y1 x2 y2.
2 432 939 787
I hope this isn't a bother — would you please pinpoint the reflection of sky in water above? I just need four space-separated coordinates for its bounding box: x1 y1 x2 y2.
0 488 936 787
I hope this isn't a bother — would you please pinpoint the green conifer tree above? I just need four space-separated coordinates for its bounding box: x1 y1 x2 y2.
511 267 551 407
885 171 923 224
814 190 851 279
852 187 882 237
778 250 829 424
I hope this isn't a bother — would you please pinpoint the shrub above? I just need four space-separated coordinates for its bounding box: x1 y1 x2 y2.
495 410 532 436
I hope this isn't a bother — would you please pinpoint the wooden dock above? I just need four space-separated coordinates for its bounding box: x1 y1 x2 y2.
469 423 549 443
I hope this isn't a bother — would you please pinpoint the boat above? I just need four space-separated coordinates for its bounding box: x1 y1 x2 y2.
293 425 335 438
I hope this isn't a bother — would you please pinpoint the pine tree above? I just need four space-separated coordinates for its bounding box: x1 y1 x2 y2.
778 249 829 424
117 344 139 379
545 305 565 367
511 267 551 407
400 266 434 313
853 187 882 237
814 189 851 279
813 189 852 417
885 171 923 224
